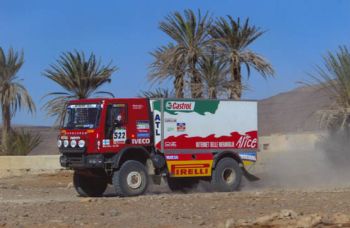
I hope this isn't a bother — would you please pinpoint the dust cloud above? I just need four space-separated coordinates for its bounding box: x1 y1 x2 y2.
244 130 350 190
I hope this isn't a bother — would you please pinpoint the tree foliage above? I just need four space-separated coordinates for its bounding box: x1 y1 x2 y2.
138 88 173 98
43 51 118 124
0 47 35 154
157 9 212 98
312 46 350 130
149 10 274 100
210 16 274 99
0 129 41 155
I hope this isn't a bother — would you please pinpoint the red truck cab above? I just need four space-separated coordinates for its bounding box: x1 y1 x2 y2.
59 98 152 168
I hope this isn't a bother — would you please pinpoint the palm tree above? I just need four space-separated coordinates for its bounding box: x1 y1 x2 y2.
43 51 118 124
312 46 350 130
149 44 185 98
198 51 228 99
159 9 212 98
210 16 274 100
0 47 35 153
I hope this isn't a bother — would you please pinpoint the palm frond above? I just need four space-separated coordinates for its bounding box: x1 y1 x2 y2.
138 88 173 98
239 51 275 78
157 9 212 98
198 51 229 98
0 47 34 114
310 46 350 129
209 16 273 99
2 129 41 155
43 50 118 123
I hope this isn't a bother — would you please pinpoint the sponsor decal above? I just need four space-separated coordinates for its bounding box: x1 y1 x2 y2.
68 104 98 108
136 120 150 130
137 129 150 133
137 132 150 138
239 152 257 162
64 131 87 135
132 104 143 110
196 141 234 148
154 114 161 136
165 118 177 123
113 128 126 143
236 135 257 148
159 131 258 150
132 138 151 144
167 127 175 132
70 136 81 140
112 104 125 107
174 165 209 176
176 122 186 132
167 160 213 177
165 141 177 147
166 101 195 111
102 139 110 146
165 155 179 160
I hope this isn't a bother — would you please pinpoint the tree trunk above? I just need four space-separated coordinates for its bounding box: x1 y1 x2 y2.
174 72 184 98
229 60 242 100
190 60 202 98
1 104 11 154
208 87 217 99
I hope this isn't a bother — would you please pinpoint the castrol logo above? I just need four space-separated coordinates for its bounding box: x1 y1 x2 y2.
166 101 195 111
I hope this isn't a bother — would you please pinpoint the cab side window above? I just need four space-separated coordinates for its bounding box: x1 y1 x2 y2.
105 104 127 139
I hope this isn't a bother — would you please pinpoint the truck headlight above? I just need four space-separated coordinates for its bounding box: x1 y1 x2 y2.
57 140 62 148
70 140 77 148
63 140 69 148
78 140 85 148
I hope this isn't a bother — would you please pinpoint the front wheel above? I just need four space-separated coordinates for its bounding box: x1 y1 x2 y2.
112 160 149 197
211 158 242 192
73 169 108 197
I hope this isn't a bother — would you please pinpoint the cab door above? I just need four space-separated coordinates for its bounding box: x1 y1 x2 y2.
100 103 128 152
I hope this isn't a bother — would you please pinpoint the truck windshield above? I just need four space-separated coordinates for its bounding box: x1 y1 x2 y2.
63 103 101 129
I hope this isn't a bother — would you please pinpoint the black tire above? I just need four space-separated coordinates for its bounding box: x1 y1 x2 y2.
167 178 199 193
112 160 149 197
211 158 242 192
73 169 108 197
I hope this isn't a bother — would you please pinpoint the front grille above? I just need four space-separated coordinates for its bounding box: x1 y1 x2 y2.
59 147 86 154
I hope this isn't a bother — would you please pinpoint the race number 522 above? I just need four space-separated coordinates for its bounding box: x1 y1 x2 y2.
113 129 126 143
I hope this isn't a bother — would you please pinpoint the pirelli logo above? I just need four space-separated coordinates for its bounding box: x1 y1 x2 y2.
167 160 213 177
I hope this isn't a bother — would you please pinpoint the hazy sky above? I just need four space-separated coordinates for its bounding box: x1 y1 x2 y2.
1 0 349 126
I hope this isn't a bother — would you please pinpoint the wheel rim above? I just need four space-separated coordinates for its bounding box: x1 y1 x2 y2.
222 168 235 184
126 171 142 189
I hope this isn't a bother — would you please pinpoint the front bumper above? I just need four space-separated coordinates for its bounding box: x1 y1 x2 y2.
60 154 105 169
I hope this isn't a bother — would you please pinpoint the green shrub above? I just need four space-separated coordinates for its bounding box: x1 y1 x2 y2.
0 130 41 155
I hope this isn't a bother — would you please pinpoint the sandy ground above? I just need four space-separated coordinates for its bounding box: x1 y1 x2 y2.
1 171 350 227
2 132 350 227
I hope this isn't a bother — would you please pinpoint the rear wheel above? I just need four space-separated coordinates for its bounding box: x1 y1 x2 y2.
112 160 149 197
211 158 242 192
167 178 199 192
73 169 108 197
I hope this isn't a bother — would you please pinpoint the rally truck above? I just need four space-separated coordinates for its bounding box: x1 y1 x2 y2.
58 98 259 197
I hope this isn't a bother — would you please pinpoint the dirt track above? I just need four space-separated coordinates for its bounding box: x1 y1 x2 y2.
1 171 350 227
